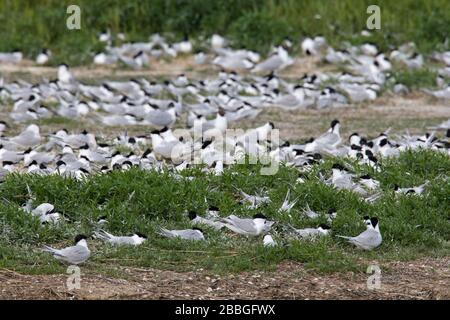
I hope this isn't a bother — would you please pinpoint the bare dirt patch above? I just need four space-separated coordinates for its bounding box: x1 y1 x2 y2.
1 257 448 300
0 55 213 82
0 55 322 81
245 94 450 142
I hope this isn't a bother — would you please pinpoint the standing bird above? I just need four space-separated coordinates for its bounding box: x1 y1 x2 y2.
336 217 382 250
43 235 91 265
6 124 41 148
251 46 293 73
305 119 341 152
58 64 75 84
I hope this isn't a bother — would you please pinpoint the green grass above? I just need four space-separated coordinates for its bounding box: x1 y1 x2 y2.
35 116 86 130
389 68 439 90
0 149 449 275
0 0 449 65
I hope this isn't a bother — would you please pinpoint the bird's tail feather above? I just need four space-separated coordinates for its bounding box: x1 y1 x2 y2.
283 189 290 203
42 245 61 255
42 245 55 252
94 230 112 241
336 235 351 240
158 228 173 238
286 223 298 232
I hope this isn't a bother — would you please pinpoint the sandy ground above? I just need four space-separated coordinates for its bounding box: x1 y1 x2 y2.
0 257 449 300
1 94 449 142
239 94 450 142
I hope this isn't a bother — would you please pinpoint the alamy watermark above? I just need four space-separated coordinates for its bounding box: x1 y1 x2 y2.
366 264 381 290
65 4 381 36
66 5 81 30
366 5 381 30
66 265 81 290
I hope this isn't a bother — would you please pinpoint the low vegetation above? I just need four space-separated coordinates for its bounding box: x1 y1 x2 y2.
0 0 449 65
0 150 448 275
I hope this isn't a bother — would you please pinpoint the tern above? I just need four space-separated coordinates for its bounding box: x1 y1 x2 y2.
43 235 91 265
221 214 275 236
158 227 205 241
263 234 277 247
94 230 147 246
336 217 382 250
305 119 341 152
36 49 51 65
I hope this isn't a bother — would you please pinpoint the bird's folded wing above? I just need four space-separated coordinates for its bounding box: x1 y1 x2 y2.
315 133 339 146
60 246 86 257
352 230 379 244
177 230 199 239
223 217 256 233
158 228 173 238
42 245 60 255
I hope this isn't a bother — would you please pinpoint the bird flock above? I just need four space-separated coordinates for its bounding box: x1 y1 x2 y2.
41 204 383 265
3 115 447 265
0 32 449 266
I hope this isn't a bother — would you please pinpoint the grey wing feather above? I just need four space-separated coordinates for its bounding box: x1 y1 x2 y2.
222 217 256 233
147 111 172 127
315 132 339 146
42 245 62 255
351 229 380 245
